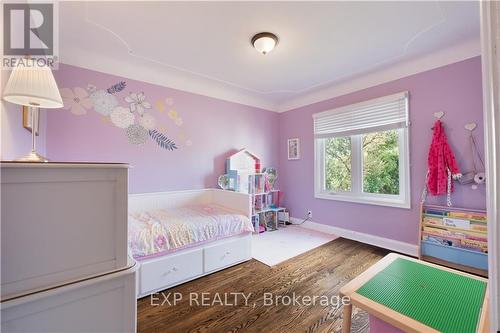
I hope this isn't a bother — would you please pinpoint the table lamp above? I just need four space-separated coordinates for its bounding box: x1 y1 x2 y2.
2 59 64 162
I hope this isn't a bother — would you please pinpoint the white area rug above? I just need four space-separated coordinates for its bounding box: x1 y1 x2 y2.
251 225 338 266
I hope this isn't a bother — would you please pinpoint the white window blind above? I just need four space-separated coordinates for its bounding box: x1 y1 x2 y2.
313 91 409 138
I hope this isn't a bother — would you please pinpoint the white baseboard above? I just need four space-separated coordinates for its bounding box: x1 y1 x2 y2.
290 217 418 256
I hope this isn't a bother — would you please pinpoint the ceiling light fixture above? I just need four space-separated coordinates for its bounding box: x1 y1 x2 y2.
251 32 278 55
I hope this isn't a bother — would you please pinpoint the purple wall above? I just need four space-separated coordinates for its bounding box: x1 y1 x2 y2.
28 58 485 245
46 64 279 193
278 57 485 245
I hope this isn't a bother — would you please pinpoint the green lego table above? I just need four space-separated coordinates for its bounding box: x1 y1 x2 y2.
339 253 489 333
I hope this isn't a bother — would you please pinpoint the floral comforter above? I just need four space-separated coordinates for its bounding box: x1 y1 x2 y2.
128 205 253 260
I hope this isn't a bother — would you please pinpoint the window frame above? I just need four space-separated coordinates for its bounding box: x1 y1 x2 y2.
314 127 411 209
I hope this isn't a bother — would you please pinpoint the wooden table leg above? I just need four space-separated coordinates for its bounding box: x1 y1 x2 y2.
342 303 352 333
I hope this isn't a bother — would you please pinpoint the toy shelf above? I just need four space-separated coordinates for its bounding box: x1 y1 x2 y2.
419 204 488 277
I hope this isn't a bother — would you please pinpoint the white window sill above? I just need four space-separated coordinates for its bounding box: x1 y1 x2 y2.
315 192 411 209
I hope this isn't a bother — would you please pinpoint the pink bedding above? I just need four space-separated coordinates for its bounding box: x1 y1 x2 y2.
128 205 253 260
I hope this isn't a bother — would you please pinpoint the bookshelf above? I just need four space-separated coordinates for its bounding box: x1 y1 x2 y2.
419 204 488 277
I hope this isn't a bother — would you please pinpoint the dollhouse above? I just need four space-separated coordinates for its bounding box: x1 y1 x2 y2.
222 149 287 233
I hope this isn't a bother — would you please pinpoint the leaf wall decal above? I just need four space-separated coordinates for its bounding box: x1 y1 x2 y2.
107 81 127 94
148 130 178 151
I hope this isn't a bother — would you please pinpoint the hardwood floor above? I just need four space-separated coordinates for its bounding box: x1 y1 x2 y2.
137 238 388 333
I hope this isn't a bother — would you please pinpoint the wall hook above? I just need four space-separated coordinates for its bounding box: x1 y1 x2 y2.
433 111 445 119
464 122 477 131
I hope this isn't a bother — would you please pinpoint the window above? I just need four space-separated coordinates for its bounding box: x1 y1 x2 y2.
314 92 410 208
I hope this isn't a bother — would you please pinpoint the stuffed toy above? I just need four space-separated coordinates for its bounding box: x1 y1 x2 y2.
424 120 462 206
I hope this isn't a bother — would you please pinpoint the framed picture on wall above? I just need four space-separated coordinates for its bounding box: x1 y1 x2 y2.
22 106 39 136
288 138 300 160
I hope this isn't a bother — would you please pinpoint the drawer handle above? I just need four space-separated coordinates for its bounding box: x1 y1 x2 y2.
222 251 231 259
163 267 178 276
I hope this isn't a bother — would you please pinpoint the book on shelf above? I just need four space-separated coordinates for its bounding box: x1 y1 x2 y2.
422 215 486 230
424 210 486 222
422 233 488 253
423 225 487 241
248 174 265 194
421 205 488 254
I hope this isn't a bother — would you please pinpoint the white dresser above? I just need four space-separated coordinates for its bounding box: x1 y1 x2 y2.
0 162 136 332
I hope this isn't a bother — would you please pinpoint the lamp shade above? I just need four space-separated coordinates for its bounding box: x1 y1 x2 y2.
2 59 63 108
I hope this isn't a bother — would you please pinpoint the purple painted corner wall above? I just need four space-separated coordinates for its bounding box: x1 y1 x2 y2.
278 57 485 245
45 64 280 193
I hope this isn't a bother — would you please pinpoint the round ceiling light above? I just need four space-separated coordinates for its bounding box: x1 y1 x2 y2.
251 32 279 55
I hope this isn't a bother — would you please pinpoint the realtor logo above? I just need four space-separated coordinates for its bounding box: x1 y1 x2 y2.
2 2 58 69
4 3 53 55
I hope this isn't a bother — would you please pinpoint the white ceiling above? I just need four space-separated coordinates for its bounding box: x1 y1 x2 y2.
59 1 480 112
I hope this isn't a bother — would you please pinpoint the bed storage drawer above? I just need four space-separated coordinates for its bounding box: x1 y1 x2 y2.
140 248 203 295
1 163 129 300
203 235 251 273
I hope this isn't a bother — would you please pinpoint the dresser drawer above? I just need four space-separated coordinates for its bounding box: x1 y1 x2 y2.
203 236 251 273
140 249 203 295
1 260 137 333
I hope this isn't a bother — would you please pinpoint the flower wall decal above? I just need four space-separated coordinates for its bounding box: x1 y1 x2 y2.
139 113 156 130
163 101 192 146
175 118 183 126
61 81 181 151
167 109 178 120
89 87 118 116
165 97 174 106
155 98 192 147
126 124 148 145
168 108 184 127
110 106 135 128
125 92 151 115
156 100 165 113
60 87 93 115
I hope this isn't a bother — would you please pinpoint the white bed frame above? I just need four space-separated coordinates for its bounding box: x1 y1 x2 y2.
129 189 252 298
